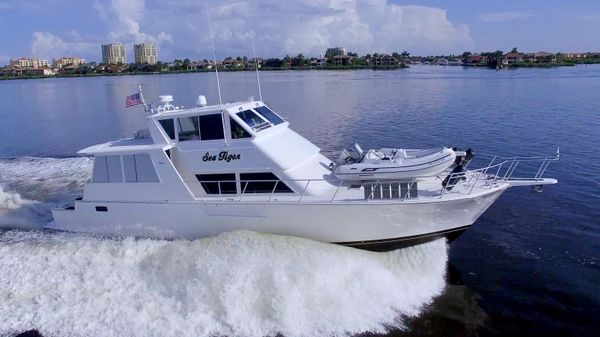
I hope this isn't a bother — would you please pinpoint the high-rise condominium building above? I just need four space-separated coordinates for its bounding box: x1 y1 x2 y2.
102 44 126 64
134 43 158 64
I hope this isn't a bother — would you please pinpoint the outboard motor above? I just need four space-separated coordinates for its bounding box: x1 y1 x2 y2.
442 164 466 190
335 148 354 165
351 143 364 161
452 147 475 167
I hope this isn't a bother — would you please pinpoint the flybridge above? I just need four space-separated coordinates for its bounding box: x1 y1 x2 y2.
145 95 290 147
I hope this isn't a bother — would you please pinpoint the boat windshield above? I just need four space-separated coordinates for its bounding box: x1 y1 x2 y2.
236 109 271 132
254 106 284 125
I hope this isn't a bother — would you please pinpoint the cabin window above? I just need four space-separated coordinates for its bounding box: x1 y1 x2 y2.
254 106 285 125
178 116 200 141
106 155 123 183
123 155 136 182
123 154 159 182
236 110 270 132
92 156 123 183
158 119 176 140
196 173 237 194
240 172 293 194
92 156 109 183
199 114 225 140
230 117 251 139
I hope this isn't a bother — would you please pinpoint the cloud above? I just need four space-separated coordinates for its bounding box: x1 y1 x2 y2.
143 0 472 59
93 0 172 45
25 0 472 62
479 11 533 23
31 32 97 60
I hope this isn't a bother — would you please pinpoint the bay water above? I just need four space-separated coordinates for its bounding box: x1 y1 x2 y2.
0 66 598 336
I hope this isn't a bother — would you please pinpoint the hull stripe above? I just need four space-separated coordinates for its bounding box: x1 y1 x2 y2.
334 225 471 251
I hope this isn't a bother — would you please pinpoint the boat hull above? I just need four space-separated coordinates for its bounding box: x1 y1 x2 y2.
48 186 506 251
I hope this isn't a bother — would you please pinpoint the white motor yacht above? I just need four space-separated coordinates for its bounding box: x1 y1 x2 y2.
47 94 559 251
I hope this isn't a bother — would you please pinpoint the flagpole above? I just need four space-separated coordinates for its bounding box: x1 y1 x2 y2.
138 84 149 115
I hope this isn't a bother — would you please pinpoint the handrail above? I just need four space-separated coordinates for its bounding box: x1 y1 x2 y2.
186 150 558 203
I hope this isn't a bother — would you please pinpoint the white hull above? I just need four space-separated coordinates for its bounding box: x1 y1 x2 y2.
45 95 558 251
48 186 506 250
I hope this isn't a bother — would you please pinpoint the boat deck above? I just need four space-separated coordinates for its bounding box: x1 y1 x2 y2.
185 171 508 204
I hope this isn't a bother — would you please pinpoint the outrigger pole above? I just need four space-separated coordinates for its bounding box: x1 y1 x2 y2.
204 0 224 110
246 8 263 101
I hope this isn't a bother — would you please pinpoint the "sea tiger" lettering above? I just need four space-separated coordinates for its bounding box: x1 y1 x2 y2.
202 151 241 162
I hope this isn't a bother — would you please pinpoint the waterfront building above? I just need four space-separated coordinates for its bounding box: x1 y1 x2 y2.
373 54 397 66
246 58 262 69
134 43 157 64
310 56 328 67
187 61 212 70
222 57 244 69
565 52 587 59
325 47 348 58
330 55 353 66
501 52 525 65
9 57 48 68
524 52 556 63
102 43 126 64
52 57 86 69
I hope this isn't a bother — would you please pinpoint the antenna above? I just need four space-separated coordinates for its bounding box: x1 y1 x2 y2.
245 8 263 101
204 0 223 109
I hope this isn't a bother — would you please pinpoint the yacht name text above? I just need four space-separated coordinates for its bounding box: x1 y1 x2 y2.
203 151 241 162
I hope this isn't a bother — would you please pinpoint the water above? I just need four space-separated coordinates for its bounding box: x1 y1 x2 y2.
0 66 599 336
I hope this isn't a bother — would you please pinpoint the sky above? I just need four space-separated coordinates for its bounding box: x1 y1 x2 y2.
1 0 600 64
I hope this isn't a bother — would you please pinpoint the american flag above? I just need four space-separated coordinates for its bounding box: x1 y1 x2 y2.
125 92 143 108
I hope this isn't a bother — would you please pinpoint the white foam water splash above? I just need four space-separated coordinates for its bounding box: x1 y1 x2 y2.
0 230 448 337
0 157 91 229
0 186 34 211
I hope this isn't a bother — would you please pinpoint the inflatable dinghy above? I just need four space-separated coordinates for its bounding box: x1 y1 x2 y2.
333 144 468 181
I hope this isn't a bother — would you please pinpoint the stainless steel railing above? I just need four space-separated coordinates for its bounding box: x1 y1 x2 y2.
183 149 559 203
439 148 560 197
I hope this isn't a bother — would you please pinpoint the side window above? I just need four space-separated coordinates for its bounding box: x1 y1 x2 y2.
230 117 251 139
199 114 225 140
158 119 176 140
135 154 159 182
240 172 293 193
254 106 285 125
106 155 123 183
178 116 199 141
122 154 159 183
92 156 108 183
123 155 137 182
196 173 236 194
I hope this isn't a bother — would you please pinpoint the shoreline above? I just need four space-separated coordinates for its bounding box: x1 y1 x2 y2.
0 64 409 81
1 62 598 81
